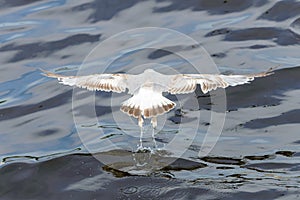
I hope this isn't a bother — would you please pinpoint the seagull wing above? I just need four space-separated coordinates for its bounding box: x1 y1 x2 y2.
168 67 274 94
41 69 128 93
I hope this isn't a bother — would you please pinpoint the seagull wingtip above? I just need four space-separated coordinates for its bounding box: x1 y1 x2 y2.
39 68 51 76
39 68 61 78
251 66 277 78
264 66 277 77
39 68 46 74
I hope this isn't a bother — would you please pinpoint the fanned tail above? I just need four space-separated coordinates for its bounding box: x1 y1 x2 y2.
120 94 176 118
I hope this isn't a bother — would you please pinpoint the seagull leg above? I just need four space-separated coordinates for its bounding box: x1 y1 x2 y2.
151 117 157 129
138 115 144 129
151 117 157 148
152 127 157 149
138 115 144 149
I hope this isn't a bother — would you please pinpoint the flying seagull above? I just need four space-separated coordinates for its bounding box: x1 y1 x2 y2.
41 68 274 129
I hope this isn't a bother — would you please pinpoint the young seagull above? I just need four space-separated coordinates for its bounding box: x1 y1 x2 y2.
42 67 274 129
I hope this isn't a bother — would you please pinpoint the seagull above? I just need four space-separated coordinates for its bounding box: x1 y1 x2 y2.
41 67 274 129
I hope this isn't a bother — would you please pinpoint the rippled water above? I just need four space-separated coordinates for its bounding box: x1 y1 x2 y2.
0 0 300 199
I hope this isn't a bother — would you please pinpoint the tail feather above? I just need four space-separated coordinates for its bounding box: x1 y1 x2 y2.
120 94 175 118
120 104 141 118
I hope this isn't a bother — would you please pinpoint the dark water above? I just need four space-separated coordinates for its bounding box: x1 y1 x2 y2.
0 0 300 199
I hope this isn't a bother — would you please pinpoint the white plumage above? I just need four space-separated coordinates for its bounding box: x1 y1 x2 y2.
41 68 274 128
